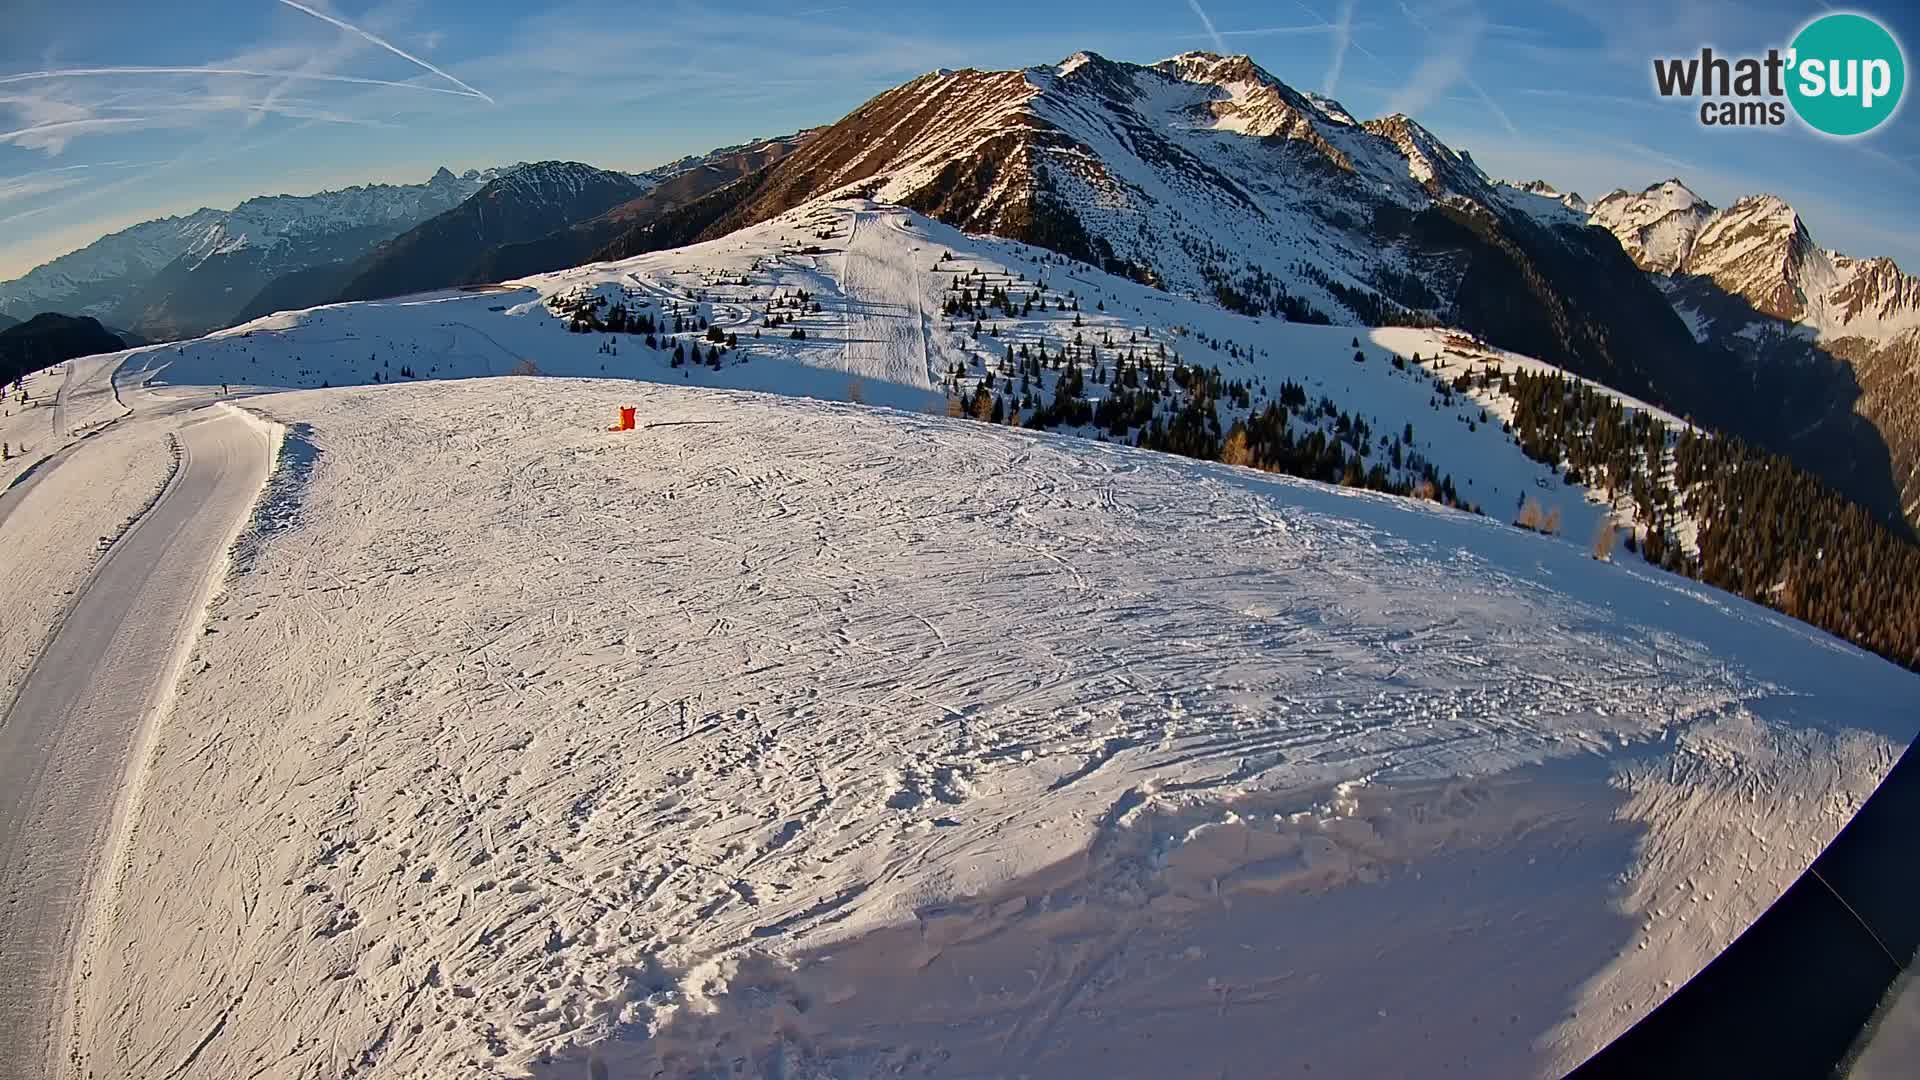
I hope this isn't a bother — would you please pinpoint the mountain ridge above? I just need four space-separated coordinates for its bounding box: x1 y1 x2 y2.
0 167 505 339
586 49 1908 531
1589 177 1920 527
329 162 648 304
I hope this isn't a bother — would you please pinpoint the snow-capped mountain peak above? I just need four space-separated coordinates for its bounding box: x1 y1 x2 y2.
1588 180 1717 273
0 167 505 336
1645 178 1709 212
1302 90 1360 127
1489 178 1590 227
595 48 1714 425
1149 52 1352 143
1360 112 1493 195
1587 175 1920 530
477 161 645 205
1510 179 1588 212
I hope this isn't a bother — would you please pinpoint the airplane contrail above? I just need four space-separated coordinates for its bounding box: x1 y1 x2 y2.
0 66 487 99
1324 0 1354 96
274 0 494 104
0 117 150 143
1186 0 1229 54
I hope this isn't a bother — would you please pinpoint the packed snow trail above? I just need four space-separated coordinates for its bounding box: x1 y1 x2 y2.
0 405 271 1080
838 210 936 392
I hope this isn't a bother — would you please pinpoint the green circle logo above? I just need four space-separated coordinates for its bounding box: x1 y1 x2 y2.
1787 12 1905 136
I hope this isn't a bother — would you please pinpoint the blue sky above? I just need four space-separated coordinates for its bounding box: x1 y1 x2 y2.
1 0 1915 280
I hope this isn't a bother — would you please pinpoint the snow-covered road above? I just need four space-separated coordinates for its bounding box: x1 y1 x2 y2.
0 403 271 1080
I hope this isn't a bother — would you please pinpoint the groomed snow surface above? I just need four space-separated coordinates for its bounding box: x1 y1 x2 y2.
25 198 1920 1079
72 374 1918 1079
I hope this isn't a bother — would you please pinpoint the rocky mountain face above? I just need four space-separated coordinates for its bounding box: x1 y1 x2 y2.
0 168 500 340
1592 180 1920 528
330 162 648 304
230 138 809 323
466 135 808 284
0 209 228 329
0 313 124 386
603 51 1585 298
602 51 1910 514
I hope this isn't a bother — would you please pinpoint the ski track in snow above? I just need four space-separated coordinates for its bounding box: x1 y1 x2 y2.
68 375 1918 1080
1 351 129 492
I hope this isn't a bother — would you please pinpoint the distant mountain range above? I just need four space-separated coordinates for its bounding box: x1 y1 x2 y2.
0 138 810 344
327 161 650 306
0 168 504 338
465 135 806 285
234 135 806 320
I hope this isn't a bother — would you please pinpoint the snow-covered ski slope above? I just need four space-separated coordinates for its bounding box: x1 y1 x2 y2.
137 199 1687 555
76 198 1920 1075
78 373 1919 1079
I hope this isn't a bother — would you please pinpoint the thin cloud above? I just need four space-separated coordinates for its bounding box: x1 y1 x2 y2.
274 0 494 103
1484 20 1552 39
1384 1 1485 119
0 170 90 205
1517 87 1665 112
249 24 369 130
1544 127 1706 176
1834 141 1920 181
100 96 393 128
1266 0 1377 90
1398 3 1514 134
0 116 150 153
0 119 326 230
1176 22 1361 39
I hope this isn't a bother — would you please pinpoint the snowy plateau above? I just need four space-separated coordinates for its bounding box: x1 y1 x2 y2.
4 198 1918 1080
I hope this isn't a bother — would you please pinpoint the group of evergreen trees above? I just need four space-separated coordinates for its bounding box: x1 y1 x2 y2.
942 325 1471 511
939 264 1078 323
546 286 741 371
1504 367 1920 672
